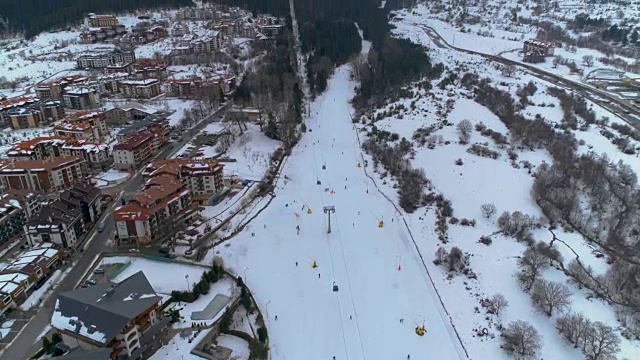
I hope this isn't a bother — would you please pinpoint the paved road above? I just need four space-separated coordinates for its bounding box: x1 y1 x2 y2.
421 26 640 127
0 102 231 360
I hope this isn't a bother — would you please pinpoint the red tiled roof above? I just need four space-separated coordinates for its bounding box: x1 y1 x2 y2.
0 97 38 111
0 156 83 172
133 175 184 207
113 132 153 151
143 158 223 178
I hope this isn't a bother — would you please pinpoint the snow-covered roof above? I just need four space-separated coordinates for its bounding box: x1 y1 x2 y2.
51 271 161 345
119 79 159 86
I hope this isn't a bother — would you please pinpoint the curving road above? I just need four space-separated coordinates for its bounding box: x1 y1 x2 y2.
421 26 640 128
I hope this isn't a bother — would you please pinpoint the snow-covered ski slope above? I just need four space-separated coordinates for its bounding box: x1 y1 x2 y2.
219 63 466 359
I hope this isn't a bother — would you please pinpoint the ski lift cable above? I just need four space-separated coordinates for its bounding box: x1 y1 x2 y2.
331 198 369 360
312 138 350 360
320 140 367 360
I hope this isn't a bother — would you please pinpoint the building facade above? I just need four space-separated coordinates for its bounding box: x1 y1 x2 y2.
0 157 87 193
89 14 118 28
76 51 136 69
24 183 102 249
62 88 99 110
113 175 195 244
118 79 161 99
143 159 224 204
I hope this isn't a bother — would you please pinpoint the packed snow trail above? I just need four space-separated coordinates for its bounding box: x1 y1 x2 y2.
221 63 465 360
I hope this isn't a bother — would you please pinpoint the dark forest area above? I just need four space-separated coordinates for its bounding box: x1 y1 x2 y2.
0 0 192 38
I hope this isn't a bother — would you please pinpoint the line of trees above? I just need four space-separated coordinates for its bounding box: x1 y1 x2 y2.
234 31 302 148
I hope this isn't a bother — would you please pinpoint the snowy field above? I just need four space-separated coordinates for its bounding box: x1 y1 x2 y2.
215 60 466 359
214 124 281 180
102 256 207 294
148 99 197 127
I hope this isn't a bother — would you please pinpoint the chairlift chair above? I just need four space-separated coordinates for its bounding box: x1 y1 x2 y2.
332 282 339 292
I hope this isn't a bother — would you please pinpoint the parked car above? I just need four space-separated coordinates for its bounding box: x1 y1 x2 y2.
93 267 105 275
159 247 170 254
98 222 105 232
84 279 97 286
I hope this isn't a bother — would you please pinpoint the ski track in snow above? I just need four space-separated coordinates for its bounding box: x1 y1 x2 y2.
220 63 464 360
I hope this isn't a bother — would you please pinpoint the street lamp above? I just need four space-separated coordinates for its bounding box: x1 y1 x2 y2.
243 267 249 281
185 274 190 292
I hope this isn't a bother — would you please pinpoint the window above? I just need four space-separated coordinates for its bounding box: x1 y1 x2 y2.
3 296 11 305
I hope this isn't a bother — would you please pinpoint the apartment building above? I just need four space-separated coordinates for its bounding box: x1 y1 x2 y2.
143 159 224 204
118 79 161 99
51 271 167 359
170 23 189 37
172 32 224 56
8 107 45 129
0 243 61 316
88 14 118 28
6 137 109 169
104 102 158 125
161 77 230 98
0 156 86 193
95 72 128 95
112 133 156 170
131 58 167 79
76 50 136 69
0 202 25 246
523 39 555 57
62 87 99 110
0 189 41 218
114 175 195 244
0 97 38 123
24 183 102 249
6 100 65 130
0 189 41 246
0 272 30 314
54 111 108 142
80 25 126 44
36 75 89 100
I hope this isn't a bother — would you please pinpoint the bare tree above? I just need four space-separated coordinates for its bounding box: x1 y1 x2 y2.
535 241 564 266
584 322 620 360
447 246 467 272
488 293 509 317
531 279 572 317
502 64 516 77
517 247 549 291
481 203 497 218
456 119 473 143
434 246 448 265
556 312 591 349
227 110 249 135
582 55 594 67
501 320 543 359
